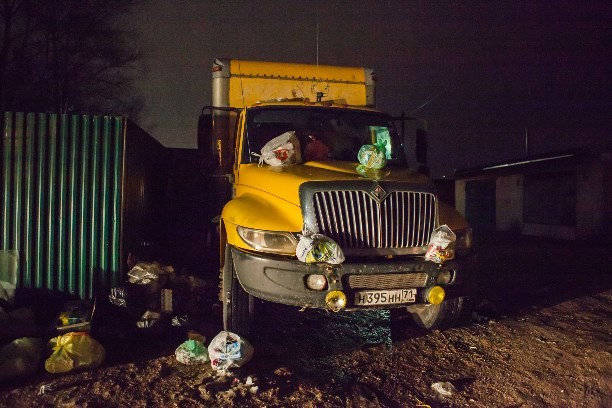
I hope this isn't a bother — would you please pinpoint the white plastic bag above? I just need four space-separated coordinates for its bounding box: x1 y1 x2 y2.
431 381 458 396
127 262 174 285
425 225 456 264
257 131 302 167
296 233 345 264
136 310 162 329
0 250 18 305
208 331 254 371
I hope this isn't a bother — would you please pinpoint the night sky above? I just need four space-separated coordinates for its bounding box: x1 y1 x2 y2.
134 1 611 178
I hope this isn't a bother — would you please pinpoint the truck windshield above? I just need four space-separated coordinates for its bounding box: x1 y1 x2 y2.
243 106 407 166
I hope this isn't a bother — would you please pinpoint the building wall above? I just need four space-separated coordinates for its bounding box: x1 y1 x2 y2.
495 175 523 232
456 156 607 241
576 162 605 239
455 179 466 217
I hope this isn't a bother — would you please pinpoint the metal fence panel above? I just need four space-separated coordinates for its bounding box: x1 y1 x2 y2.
1 112 126 299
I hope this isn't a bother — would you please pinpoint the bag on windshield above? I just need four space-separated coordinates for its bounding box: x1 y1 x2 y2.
256 131 302 167
357 141 387 169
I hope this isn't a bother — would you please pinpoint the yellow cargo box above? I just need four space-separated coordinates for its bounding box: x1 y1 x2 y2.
212 58 376 108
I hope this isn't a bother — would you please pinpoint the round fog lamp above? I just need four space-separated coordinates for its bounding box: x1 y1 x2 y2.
436 270 453 285
426 286 445 305
306 274 327 290
325 290 347 312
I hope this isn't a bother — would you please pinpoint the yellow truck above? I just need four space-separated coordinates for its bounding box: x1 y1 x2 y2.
198 59 475 336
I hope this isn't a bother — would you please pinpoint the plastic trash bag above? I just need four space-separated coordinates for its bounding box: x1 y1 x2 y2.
127 262 174 285
425 225 456 264
0 250 18 305
208 331 254 371
296 233 345 264
0 280 16 306
109 286 127 307
255 131 302 167
175 339 210 365
431 381 458 396
171 315 189 327
136 310 162 329
357 141 387 170
0 307 37 343
56 300 95 333
0 337 45 382
355 165 390 180
45 332 105 374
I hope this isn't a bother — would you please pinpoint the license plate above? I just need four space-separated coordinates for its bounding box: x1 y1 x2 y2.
354 289 416 306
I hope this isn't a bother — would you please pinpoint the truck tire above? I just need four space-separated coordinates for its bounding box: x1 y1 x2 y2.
406 297 466 330
222 245 254 337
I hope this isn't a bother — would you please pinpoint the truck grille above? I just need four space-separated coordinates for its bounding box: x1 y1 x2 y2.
347 273 429 289
312 190 436 250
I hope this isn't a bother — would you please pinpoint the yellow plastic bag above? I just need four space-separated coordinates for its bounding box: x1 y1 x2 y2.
45 332 105 373
296 233 345 265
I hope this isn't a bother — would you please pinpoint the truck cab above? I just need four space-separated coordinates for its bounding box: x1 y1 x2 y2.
199 59 474 336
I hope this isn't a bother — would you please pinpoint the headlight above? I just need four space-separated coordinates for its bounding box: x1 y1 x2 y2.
455 227 473 253
237 226 298 255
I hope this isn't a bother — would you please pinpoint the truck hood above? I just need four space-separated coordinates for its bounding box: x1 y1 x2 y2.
237 161 434 206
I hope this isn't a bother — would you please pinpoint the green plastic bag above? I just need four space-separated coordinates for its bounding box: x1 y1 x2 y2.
357 141 387 169
45 332 105 373
175 339 209 365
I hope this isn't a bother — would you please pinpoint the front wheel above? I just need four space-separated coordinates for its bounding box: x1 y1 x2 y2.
406 297 467 330
221 245 255 337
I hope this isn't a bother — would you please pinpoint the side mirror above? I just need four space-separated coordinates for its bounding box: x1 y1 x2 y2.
197 113 215 172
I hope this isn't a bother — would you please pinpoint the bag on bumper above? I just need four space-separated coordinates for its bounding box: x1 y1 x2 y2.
296 233 345 264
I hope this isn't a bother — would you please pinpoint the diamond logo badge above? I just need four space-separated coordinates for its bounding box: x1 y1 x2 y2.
371 184 386 202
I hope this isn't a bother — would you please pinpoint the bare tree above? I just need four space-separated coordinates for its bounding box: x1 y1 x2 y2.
0 0 143 117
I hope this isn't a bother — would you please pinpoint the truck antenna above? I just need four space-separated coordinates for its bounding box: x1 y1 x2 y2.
410 96 436 115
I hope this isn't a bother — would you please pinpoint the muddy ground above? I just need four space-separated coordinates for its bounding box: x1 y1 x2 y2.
1 231 611 407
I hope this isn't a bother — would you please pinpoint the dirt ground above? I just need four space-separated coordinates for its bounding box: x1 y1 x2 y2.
1 231 611 407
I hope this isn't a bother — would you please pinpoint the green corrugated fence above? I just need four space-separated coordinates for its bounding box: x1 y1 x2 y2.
1 112 125 299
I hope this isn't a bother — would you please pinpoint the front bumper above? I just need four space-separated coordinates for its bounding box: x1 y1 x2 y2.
231 246 475 310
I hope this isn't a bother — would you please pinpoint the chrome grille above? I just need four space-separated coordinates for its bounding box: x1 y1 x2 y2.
312 190 436 249
347 273 429 289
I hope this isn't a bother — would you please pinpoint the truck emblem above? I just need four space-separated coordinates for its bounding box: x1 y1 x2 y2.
371 184 387 202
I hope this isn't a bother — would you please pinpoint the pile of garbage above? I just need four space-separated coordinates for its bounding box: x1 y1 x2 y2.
108 261 211 334
0 252 219 384
173 329 257 403
173 330 253 372
1 298 105 381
